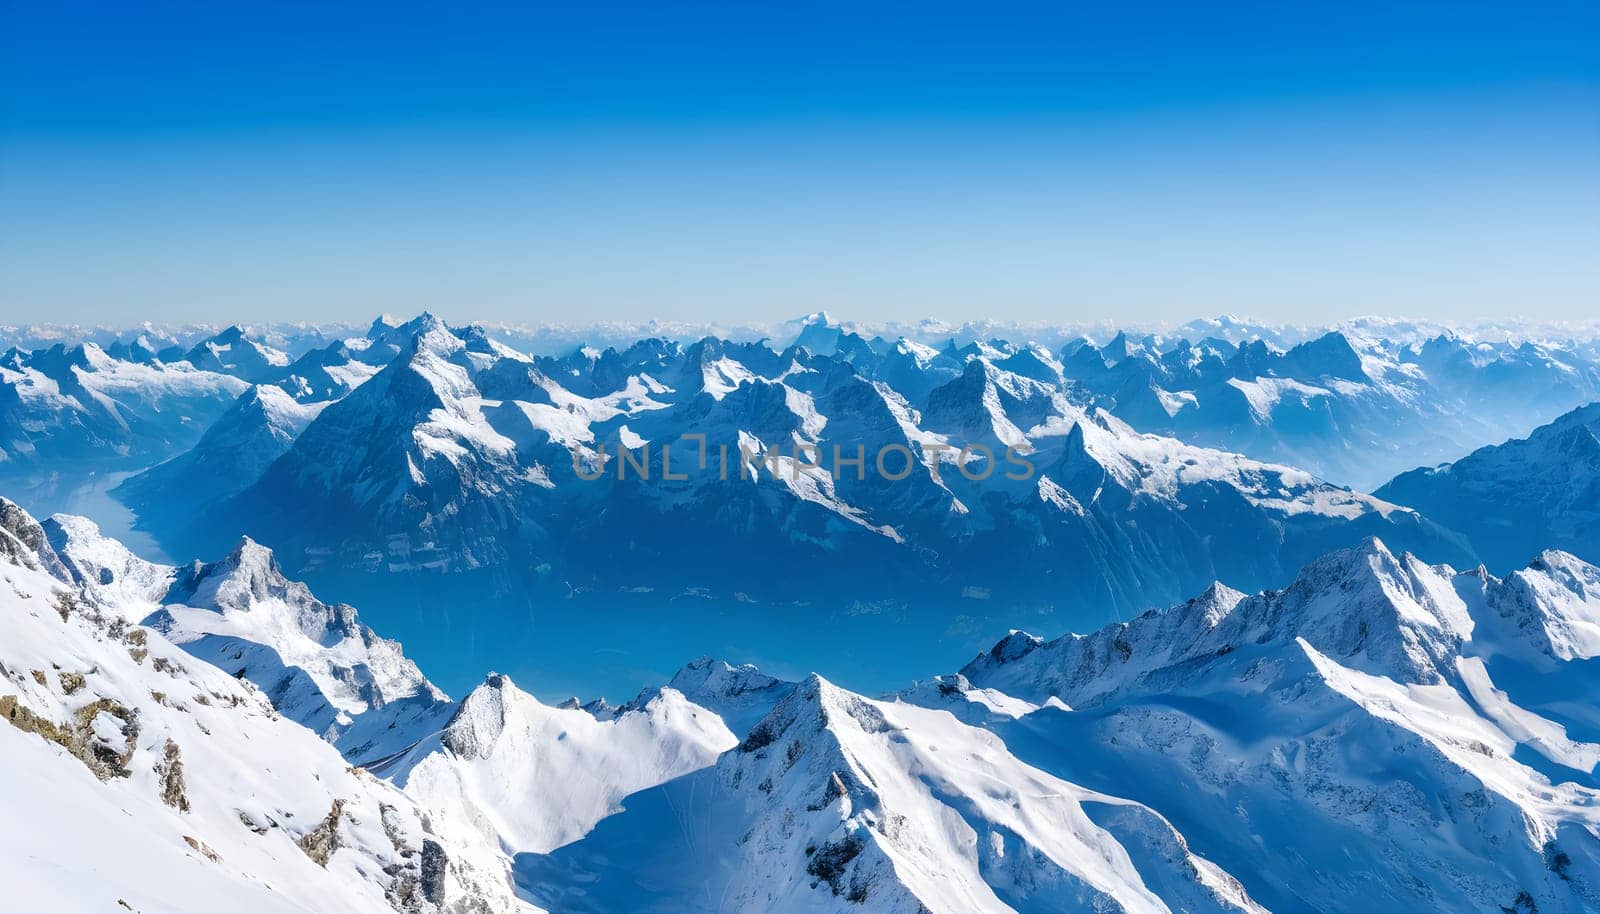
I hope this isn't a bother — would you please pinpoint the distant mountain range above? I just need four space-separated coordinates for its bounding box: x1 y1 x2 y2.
8 312 1595 492
6 312 1599 361
1047 327 1600 488
111 314 1477 629
4 312 1599 698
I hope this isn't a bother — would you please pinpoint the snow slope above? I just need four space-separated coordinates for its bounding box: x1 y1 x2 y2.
44 511 454 766
960 539 1600 913
13 491 1600 914
0 498 532 914
520 674 1266 914
378 671 736 855
1062 330 1600 489
0 341 246 474
115 384 328 518
1377 401 1600 572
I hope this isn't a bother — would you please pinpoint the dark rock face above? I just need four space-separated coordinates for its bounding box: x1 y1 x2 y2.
420 838 448 907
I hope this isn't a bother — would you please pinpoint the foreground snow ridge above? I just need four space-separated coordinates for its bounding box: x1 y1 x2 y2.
7 495 1600 912
0 499 530 914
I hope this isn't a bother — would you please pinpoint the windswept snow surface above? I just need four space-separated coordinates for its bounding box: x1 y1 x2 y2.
960 538 1600 913
379 672 736 854
521 675 1265 914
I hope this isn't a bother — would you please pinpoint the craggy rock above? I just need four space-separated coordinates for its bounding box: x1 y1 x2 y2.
0 693 138 780
297 799 346 866
155 738 190 812
420 839 448 907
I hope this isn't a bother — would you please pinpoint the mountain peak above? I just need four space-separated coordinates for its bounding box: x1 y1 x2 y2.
1493 550 1600 661
738 672 885 758
1186 580 1249 626
224 533 279 575
440 672 520 759
0 497 68 579
986 629 1045 665
800 310 835 327
964 537 1471 706
667 657 794 733
404 313 460 356
1280 330 1368 380
667 656 779 694
1216 536 1473 682
162 534 303 616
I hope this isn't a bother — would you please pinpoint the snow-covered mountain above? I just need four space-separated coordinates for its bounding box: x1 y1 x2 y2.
376 671 736 855
0 341 246 476
0 323 391 504
41 510 453 766
1376 401 1600 573
1058 329 1600 489
12 492 1600 913
35 503 747 854
180 326 294 383
128 315 1472 638
958 538 1600 913
0 500 530 914
6 313 1593 618
662 655 796 734
520 673 1267 914
512 539 1600 913
8 313 1599 364
114 385 329 519
0 320 362 362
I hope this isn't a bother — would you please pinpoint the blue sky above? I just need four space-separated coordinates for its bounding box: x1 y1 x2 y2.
2 0 1595 326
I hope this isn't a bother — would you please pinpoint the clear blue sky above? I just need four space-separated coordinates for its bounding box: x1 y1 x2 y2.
2 0 1595 326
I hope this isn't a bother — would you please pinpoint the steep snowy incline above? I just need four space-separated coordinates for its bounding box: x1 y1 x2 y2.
378 672 736 855
43 511 176 621
520 675 1265 914
193 315 558 573
43 510 454 765
152 536 456 765
957 540 1600 913
38 506 757 856
960 538 1481 708
0 499 532 914
116 384 328 518
1377 401 1600 572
